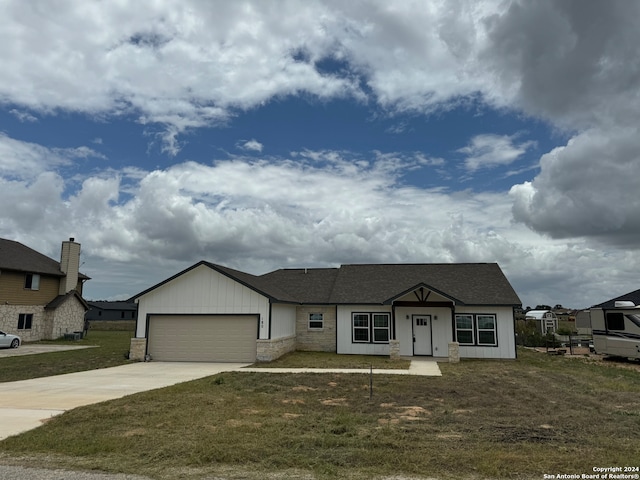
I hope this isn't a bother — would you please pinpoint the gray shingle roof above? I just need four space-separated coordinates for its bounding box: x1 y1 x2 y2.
46 291 89 311
0 238 89 279
0 238 65 276
87 301 137 311
260 268 340 304
327 263 521 305
134 261 521 306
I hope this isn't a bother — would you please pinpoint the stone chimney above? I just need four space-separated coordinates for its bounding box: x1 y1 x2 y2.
59 238 81 295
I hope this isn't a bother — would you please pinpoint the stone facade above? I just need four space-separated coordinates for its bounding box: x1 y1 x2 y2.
389 339 401 360
0 295 86 342
295 306 336 352
0 305 46 342
45 295 86 340
448 341 460 363
256 335 296 362
129 338 147 361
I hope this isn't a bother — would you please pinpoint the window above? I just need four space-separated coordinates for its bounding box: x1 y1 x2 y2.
455 314 498 347
373 314 390 342
18 313 33 330
353 314 370 342
309 313 324 330
606 312 625 331
477 315 497 346
352 313 391 343
455 315 474 345
24 273 40 290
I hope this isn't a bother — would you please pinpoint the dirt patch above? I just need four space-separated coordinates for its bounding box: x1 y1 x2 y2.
282 399 305 405
282 413 302 419
378 404 430 424
292 385 316 392
226 419 262 428
321 398 348 406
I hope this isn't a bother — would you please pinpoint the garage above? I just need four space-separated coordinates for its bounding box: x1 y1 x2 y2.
147 314 258 362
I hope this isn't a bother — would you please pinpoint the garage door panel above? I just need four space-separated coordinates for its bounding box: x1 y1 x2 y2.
148 315 257 362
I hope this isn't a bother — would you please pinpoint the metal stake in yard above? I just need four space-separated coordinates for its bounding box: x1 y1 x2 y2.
369 364 373 401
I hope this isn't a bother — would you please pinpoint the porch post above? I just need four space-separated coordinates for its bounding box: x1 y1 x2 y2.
448 341 460 363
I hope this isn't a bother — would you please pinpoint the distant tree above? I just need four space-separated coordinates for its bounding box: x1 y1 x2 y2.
554 304 563 310
535 305 552 311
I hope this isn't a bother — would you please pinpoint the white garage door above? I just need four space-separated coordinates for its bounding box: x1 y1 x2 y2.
148 315 258 362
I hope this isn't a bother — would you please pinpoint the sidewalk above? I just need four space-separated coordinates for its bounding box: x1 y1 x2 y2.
241 358 442 376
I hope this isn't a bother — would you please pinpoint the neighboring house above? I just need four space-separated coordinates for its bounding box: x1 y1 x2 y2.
525 310 558 334
0 238 89 341
129 261 521 363
86 301 137 321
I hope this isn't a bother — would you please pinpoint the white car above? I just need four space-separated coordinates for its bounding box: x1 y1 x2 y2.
0 330 20 349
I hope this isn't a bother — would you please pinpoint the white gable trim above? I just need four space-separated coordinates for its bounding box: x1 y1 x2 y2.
135 264 270 339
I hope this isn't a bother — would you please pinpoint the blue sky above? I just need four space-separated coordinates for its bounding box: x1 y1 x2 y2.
1 1 639 308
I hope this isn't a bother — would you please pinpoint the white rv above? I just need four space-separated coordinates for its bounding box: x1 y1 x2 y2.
590 301 640 359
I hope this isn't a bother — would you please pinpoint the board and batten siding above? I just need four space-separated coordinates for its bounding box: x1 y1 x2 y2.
336 305 392 356
135 264 270 339
454 305 516 359
394 306 453 357
270 303 296 339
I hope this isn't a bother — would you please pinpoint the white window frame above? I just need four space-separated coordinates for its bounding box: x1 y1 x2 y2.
308 313 324 330
455 314 498 347
372 313 390 343
352 313 370 343
476 314 497 346
352 313 390 344
455 314 475 345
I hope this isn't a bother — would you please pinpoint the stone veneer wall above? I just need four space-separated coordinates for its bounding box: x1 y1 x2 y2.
256 335 296 362
45 296 86 340
295 306 336 352
129 338 147 361
0 305 45 342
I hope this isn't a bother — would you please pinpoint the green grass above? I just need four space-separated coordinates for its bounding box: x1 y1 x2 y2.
1 348 639 479
0 328 134 383
254 351 411 369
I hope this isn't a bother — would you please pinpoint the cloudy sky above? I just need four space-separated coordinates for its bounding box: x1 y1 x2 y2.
1 0 639 308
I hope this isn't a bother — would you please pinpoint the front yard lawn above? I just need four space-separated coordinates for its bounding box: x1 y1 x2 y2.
0 329 134 383
253 350 411 369
1 348 639 479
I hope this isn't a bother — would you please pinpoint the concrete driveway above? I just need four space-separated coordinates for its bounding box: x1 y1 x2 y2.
0 362 249 440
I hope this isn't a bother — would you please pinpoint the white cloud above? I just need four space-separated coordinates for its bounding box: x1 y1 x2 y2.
2 1 640 307
237 139 264 152
9 108 37 122
2 1 638 155
0 134 105 179
510 126 640 243
0 133 68 178
0 131 628 308
458 134 534 172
